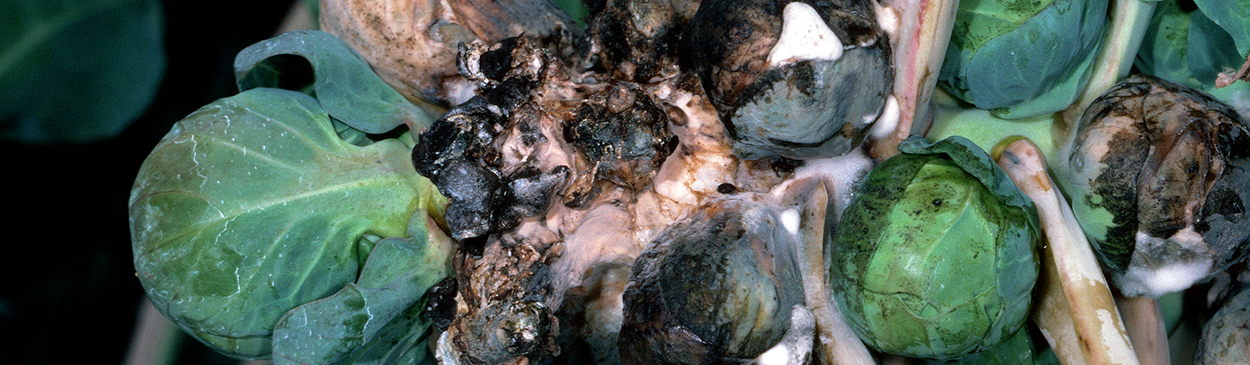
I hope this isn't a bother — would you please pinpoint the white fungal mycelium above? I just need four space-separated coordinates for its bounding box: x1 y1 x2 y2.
767 2 844 67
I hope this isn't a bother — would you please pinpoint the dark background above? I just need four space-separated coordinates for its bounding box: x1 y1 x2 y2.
0 1 296 363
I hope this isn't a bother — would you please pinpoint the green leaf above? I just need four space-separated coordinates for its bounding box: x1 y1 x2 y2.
989 38 1099 119
924 324 1034 365
234 30 435 135
130 87 439 357
1194 0 1250 56
1135 0 1201 88
0 0 165 143
899 136 1037 219
271 213 452 365
1187 10 1246 87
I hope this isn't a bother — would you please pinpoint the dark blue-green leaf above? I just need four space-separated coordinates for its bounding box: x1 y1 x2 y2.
272 214 452 365
1194 0 1250 56
234 30 434 135
1188 10 1246 87
1135 0 1199 88
0 0 165 143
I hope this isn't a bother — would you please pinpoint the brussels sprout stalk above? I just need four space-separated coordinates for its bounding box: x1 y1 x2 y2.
780 178 876 365
995 138 1139 365
870 0 961 160
1055 0 1157 180
1114 295 1170 365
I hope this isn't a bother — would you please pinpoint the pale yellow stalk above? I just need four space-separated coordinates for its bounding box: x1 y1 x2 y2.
996 139 1139 365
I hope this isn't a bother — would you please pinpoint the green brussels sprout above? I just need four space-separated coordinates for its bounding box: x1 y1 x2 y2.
828 136 1040 360
1068 74 1250 298
923 321 1036 365
939 0 1108 119
680 0 893 159
130 88 448 359
130 31 455 362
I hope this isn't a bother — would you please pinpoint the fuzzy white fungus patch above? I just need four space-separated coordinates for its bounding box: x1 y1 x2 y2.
768 2 843 67
789 149 875 221
757 344 790 365
1114 228 1214 297
869 96 900 139
755 305 815 365
780 208 801 236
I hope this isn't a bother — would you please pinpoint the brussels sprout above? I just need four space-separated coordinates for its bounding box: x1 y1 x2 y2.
318 0 580 109
584 0 699 82
130 88 447 358
618 195 807 364
1194 288 1250 364
1068 74 1250 297
680 0 894 159
828 136 1040 360
923 322 1036 365
939 0 1108 118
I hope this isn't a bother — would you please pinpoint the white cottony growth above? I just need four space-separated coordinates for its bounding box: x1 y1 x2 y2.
1114 229 1215 297
755 305 815 365
780 208 801 236
869 96 901 139
768 2 844 67
790 149 874 222
757 344 790 365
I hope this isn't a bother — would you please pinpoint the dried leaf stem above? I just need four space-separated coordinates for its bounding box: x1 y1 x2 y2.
1116 295 1170 365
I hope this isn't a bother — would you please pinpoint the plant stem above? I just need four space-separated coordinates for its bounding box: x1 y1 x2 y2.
996 139 1139 365
1116 295 1170 365
123 299 183 365
870 0 960 160
1054 0 1157 184
787 178 877 365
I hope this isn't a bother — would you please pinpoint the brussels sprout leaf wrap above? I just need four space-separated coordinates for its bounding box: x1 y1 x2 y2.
272 213 452 365
828 136 1040 360
129 88 446 358
940 0 1109 119
234 30 437 135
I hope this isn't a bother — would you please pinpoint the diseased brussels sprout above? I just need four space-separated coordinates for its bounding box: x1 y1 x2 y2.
939 0 1108 118
583 0 700 82
1068 74 1250 298
618 195 808 364
828 136 1040 360
319 0 582 109
680 0 894 160
1194 288 1250 364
